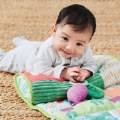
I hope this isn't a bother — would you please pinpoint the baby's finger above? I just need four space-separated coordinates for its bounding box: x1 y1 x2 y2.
70 72 79 77
76 75 81 80
76 76 85 82
69 76 78 83
80 76 85 81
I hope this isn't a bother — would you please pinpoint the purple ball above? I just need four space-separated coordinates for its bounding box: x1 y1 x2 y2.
67 83 88 104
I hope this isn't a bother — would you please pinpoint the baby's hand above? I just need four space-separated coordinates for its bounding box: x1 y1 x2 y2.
76 69 92 82
61 67 81 82
61 67 92 82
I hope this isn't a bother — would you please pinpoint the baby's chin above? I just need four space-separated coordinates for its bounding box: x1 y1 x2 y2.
64 54 82 59
59 53 79 59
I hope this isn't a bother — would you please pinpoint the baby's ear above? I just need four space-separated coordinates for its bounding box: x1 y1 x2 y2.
51 24 56 32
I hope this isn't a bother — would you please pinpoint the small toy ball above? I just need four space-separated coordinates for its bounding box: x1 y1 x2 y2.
67 83 88 104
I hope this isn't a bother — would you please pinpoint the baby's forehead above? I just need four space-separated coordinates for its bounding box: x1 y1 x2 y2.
57 24 91 42
59 23 92 32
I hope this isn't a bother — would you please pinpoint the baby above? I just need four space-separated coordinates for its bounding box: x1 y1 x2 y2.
0 4 97 82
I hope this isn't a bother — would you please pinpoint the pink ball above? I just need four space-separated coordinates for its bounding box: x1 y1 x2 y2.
67 83 88 104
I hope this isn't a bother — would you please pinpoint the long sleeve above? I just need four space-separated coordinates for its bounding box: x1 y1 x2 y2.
81 44 97 74
30 46 66 78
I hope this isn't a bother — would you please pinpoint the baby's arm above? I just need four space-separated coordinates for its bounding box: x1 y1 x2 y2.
80 45 97 79
30 47 66 78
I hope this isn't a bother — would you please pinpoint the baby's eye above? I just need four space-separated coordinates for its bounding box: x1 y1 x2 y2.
63 37 69 41
76 43 83 46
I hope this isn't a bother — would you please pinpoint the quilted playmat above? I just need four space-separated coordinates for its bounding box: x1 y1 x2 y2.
14 55 120 120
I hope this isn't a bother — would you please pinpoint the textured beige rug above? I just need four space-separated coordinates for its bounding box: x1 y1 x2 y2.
0 0 120 120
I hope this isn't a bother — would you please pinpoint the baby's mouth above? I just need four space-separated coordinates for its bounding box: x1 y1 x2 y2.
61 49 71 55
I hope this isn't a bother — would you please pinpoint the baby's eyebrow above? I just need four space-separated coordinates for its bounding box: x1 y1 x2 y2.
77 40 86 43
62 32 71 38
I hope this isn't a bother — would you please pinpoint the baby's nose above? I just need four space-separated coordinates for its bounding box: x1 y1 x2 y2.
66 44 74 52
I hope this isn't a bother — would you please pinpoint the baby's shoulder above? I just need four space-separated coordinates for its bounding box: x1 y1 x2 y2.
41 37 53 48
39 37 56 56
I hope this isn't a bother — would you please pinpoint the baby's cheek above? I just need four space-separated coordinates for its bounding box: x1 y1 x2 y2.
78 48 85 55
76 50 83 57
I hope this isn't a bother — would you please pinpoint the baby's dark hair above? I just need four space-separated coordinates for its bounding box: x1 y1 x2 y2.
56 4 96 37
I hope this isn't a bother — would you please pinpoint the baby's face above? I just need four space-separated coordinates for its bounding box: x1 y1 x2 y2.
52 24 92 58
